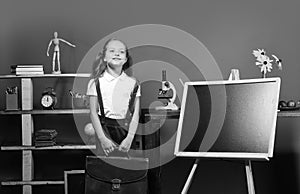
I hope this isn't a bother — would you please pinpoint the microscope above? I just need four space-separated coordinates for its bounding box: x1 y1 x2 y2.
155 70 179 110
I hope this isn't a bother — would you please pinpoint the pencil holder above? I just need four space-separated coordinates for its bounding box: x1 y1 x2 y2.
72 96 89 109
6 86 19 111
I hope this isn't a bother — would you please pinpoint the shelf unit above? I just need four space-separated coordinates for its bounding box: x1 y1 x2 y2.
0 74 91 194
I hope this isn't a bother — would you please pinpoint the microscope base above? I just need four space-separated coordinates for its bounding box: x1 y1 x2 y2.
155 103 179 111
52 71 61 74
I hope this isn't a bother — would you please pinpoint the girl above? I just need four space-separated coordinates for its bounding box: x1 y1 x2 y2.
86 38 140 155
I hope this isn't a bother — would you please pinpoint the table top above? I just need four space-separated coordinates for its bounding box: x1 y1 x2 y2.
141 109 180 119
141 109 300 118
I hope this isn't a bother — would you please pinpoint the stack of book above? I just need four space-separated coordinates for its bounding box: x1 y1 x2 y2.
34 129 58 147
11 64 44 75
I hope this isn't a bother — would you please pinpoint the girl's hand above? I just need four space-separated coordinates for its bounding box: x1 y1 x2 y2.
100 136 116 155
119 135 134 152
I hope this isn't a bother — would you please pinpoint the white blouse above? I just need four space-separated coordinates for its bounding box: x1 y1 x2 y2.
86 71 140 119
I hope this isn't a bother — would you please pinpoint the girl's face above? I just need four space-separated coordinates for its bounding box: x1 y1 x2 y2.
104 40 127 67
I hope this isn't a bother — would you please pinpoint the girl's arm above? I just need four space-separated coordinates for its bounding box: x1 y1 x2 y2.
89 96 105 139
89 96 116 154
127 96 140 138
119 97 140 152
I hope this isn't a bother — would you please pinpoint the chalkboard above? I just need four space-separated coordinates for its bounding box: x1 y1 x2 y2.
174 78 280 160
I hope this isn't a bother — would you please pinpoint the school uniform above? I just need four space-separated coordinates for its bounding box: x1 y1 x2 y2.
87 71 141 119
87 71 161 194
86 71 140 154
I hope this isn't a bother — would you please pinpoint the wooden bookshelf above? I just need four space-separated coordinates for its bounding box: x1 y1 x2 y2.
0 74 90 194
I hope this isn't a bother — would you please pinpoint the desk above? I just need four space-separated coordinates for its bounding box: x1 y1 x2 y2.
140 109 291 152
141 109 180 194
141 109 180 162
140 109 291 194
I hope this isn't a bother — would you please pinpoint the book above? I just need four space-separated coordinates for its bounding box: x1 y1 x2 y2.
16 67 43 72
35 136 57 141
11 64 43 69
12 64 43 67
35 129 58 145
35 140 56 147
35 129 58 136
16 71 44 75
11 64 44 74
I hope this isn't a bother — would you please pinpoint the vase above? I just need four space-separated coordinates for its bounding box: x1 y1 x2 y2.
262 72 266 78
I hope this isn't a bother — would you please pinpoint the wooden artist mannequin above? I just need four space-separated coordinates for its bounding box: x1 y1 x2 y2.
46 32 76 74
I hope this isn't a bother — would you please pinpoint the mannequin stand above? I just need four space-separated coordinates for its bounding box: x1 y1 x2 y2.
52 70 61 74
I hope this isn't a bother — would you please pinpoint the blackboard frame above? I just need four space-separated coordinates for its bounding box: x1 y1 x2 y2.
174 78 281 160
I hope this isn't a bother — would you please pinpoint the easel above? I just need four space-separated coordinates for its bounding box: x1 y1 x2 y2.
181 159 256 194
182 70 257 194
176 74 280 194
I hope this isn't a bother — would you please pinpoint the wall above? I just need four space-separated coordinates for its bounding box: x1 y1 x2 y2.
1 0 300 193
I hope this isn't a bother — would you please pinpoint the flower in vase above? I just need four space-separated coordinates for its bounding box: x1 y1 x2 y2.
253 49 266 60
252 48 283 78
255 55 273 76
272 54 283 70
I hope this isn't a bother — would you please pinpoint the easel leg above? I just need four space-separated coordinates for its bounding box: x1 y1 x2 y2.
245 160 255 194
181 159 200 194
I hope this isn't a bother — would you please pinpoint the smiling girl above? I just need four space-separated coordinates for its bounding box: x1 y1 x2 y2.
86 39 140 156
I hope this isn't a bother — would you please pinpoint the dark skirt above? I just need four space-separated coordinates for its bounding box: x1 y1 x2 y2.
95 117 136 155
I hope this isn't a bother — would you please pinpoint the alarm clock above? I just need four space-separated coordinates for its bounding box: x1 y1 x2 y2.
41 87 57 109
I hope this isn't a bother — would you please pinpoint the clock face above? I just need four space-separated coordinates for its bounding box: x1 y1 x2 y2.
41 94 54 108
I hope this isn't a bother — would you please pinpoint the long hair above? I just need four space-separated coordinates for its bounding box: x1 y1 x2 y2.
90 38 132 79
